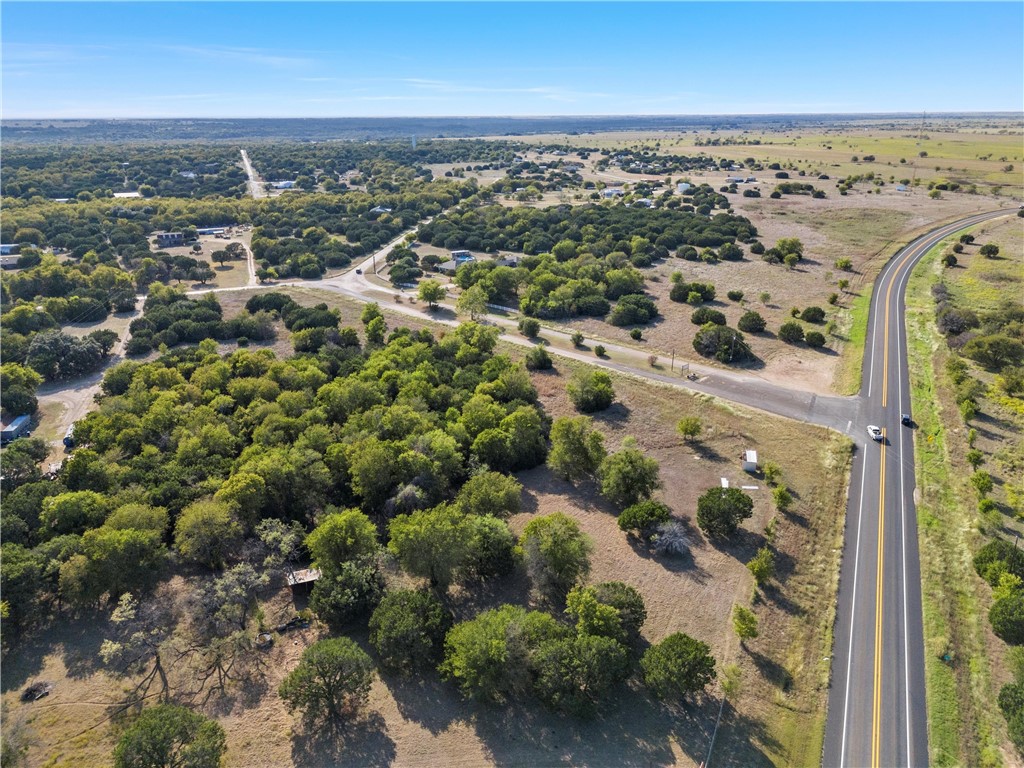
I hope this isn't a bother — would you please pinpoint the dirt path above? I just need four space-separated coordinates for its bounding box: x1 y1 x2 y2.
242 241 258 285
35 304 139 464
240 149 266 199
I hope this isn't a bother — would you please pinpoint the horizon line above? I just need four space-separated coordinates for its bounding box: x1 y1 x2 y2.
4 110 1023 121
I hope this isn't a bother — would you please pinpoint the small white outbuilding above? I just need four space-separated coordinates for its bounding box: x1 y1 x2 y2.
742 450 758 473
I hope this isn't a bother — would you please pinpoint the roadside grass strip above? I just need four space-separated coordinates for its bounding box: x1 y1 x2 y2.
836 284 874 396
905 238 1002 767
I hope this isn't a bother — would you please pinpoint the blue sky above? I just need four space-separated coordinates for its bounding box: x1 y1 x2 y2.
3 2 1022 118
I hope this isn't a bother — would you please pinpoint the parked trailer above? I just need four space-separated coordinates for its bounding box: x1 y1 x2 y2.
1 415 32 446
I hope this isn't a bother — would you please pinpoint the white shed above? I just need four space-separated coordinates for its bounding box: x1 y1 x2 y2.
742 450 758 473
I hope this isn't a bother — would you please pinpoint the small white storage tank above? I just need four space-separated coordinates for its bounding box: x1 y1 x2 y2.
742 450 758 473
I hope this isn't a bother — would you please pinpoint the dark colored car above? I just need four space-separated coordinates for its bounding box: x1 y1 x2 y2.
901 414 913 427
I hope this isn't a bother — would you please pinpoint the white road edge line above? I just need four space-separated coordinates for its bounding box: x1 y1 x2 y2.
840 444 870 768
896 255 912 768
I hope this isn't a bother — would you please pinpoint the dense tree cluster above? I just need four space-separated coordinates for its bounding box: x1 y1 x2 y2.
439 587 714 716
423 204 753 321
1 255 137 367
0 321 553 632
422 202 754 257
2 144 247 201
247 139 522 188
126 286 275 355
593 149 725 175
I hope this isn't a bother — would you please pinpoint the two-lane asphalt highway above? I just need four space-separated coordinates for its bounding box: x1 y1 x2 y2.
823 210 1009 767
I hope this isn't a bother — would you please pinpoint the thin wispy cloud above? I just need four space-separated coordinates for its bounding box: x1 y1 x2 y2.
2 42 113 63
161 45 314 70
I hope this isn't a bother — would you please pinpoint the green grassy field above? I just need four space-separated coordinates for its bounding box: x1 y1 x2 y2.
946 218 1024 312
516 125 1024 196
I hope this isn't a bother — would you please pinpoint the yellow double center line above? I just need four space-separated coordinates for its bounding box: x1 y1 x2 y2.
881 243 924 408
870 213 1000 766
872 433 887 767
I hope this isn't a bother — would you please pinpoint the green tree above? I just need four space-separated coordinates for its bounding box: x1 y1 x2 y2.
805 331 826 348
966 449 985 470
800 306 825 323
173 500 241 569
618 500 672 537
417 279 446 309
775 237 804 258
599 437 661 509
462 515 517 580
566 369 615 413
520 512 593 598
369 590 452 674
113 704 226 768
213 472 267 525
0 543 43 627
0 363 43 416
456 284 489 320
692 324 751 363
453 471 522 517
991 594 1024 645
547 416 607 482
365 316 387 346
533 634 629 717
747 547 776 587
737 311 766 333
39 490 109 536
980 243 1000 258
589 581 647 645
309 556 385 630
552 239 579 262
306 509 379 575
733 605 759 644
439 604 564 702
772 485 793 512
696 487 755 539
565 586 624 642
63 527 167 607
971 470 994 499
641 633 717 701
518 317 541 338
278 637 375 727
361 302 383 326
388 505 471 590
676 416 702 442
778 321 805 343
104 504 168 534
